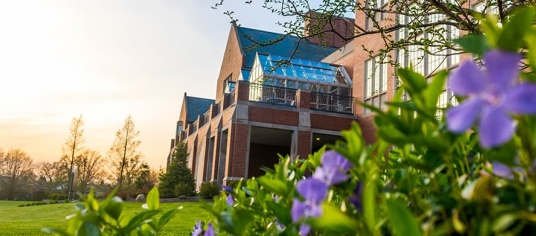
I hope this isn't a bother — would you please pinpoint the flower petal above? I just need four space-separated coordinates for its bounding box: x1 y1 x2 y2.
299 224 311 236
492 162 513 179
446 98 485 133
296 178 328 203
478 106 515 148
484 50 522 88
448 60 487 95
321 151 353 171
204 223 215 236
291 199 306 222
502 83 536 114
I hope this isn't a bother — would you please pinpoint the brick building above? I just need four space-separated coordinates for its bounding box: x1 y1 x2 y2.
169 3 470 187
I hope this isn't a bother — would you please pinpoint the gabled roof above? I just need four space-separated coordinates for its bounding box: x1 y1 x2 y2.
185 96 214 123
235 26 339 69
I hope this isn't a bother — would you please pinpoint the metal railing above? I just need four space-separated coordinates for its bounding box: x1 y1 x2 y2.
310 92 354 114
249 83 297 107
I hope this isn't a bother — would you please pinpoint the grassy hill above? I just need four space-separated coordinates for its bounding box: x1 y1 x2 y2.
0 200 210 236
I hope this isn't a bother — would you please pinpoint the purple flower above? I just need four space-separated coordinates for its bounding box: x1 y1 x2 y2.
312 151 353 185
226 194 234 206
192 221 203 236
222 185 234 193
446 50 536 148
296 178 328 203
204 223 215 236
291 178 327 235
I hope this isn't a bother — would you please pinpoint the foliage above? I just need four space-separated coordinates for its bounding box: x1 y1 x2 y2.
42 187 182 236
198 182 220 199
0 148 35 200
195 7 536 235
174 182 194 198
134 162 159 195
0 200 209 236
159 142 196 198
47 194 68 201
108 115 144 191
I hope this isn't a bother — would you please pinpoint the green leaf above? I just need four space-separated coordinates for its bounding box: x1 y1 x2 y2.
397 68 427 93
157 208 179 229
146 187 159 210
77 222 101 236
257 176 288 196
122 210 160 232
424 71 448 110
363 162 378 233
492 213 519 233
497 7 536 51
386 198 422 236
453 34 489 56
309 203 359 234
104 196 123 220
266 201 292 225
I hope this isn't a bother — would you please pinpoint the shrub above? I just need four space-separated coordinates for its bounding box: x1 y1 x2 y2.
173 182 194 198
198 182 220 199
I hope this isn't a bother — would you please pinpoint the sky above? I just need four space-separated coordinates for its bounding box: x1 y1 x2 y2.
0 0 288 169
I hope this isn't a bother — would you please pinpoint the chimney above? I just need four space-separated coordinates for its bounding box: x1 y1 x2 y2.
304 11 355 48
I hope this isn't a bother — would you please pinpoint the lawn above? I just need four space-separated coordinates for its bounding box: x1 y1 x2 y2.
0 200 211 236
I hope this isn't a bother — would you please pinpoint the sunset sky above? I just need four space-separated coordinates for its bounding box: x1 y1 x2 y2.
0 0 286 169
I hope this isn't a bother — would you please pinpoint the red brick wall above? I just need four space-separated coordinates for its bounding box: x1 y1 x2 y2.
310 114 354 131
249 106 299 126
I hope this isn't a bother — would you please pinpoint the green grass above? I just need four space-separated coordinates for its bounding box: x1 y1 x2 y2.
0 200 211 236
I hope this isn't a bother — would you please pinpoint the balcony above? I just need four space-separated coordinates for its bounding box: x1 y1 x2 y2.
183 81 355 139
310 92 353 114
249 83 297 107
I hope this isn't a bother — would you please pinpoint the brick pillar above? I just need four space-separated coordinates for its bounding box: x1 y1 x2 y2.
298 131 312 159
296 89 311 109
236 81 250 101
224 123 249 183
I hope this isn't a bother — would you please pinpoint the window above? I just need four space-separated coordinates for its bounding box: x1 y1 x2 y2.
365 0 387 30
223 75 235 93
364 56 388 113
396 13 460 77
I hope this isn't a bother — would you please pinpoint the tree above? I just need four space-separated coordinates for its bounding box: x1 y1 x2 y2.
0 148 35 200
108 115 144 191
75 149 106 193
134 162 159 195
213 0 523 69
37 160 68 193
158 142 196 198
62 115 85 199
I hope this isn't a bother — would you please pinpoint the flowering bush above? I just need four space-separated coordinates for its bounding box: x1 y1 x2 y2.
195 6 536 236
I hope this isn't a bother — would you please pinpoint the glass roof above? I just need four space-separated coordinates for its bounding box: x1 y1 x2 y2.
252 53 351 85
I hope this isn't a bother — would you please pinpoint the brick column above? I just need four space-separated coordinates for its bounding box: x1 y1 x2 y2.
236 81 250 101
296 89 311 109
224 123 249 182
298 131 312 159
